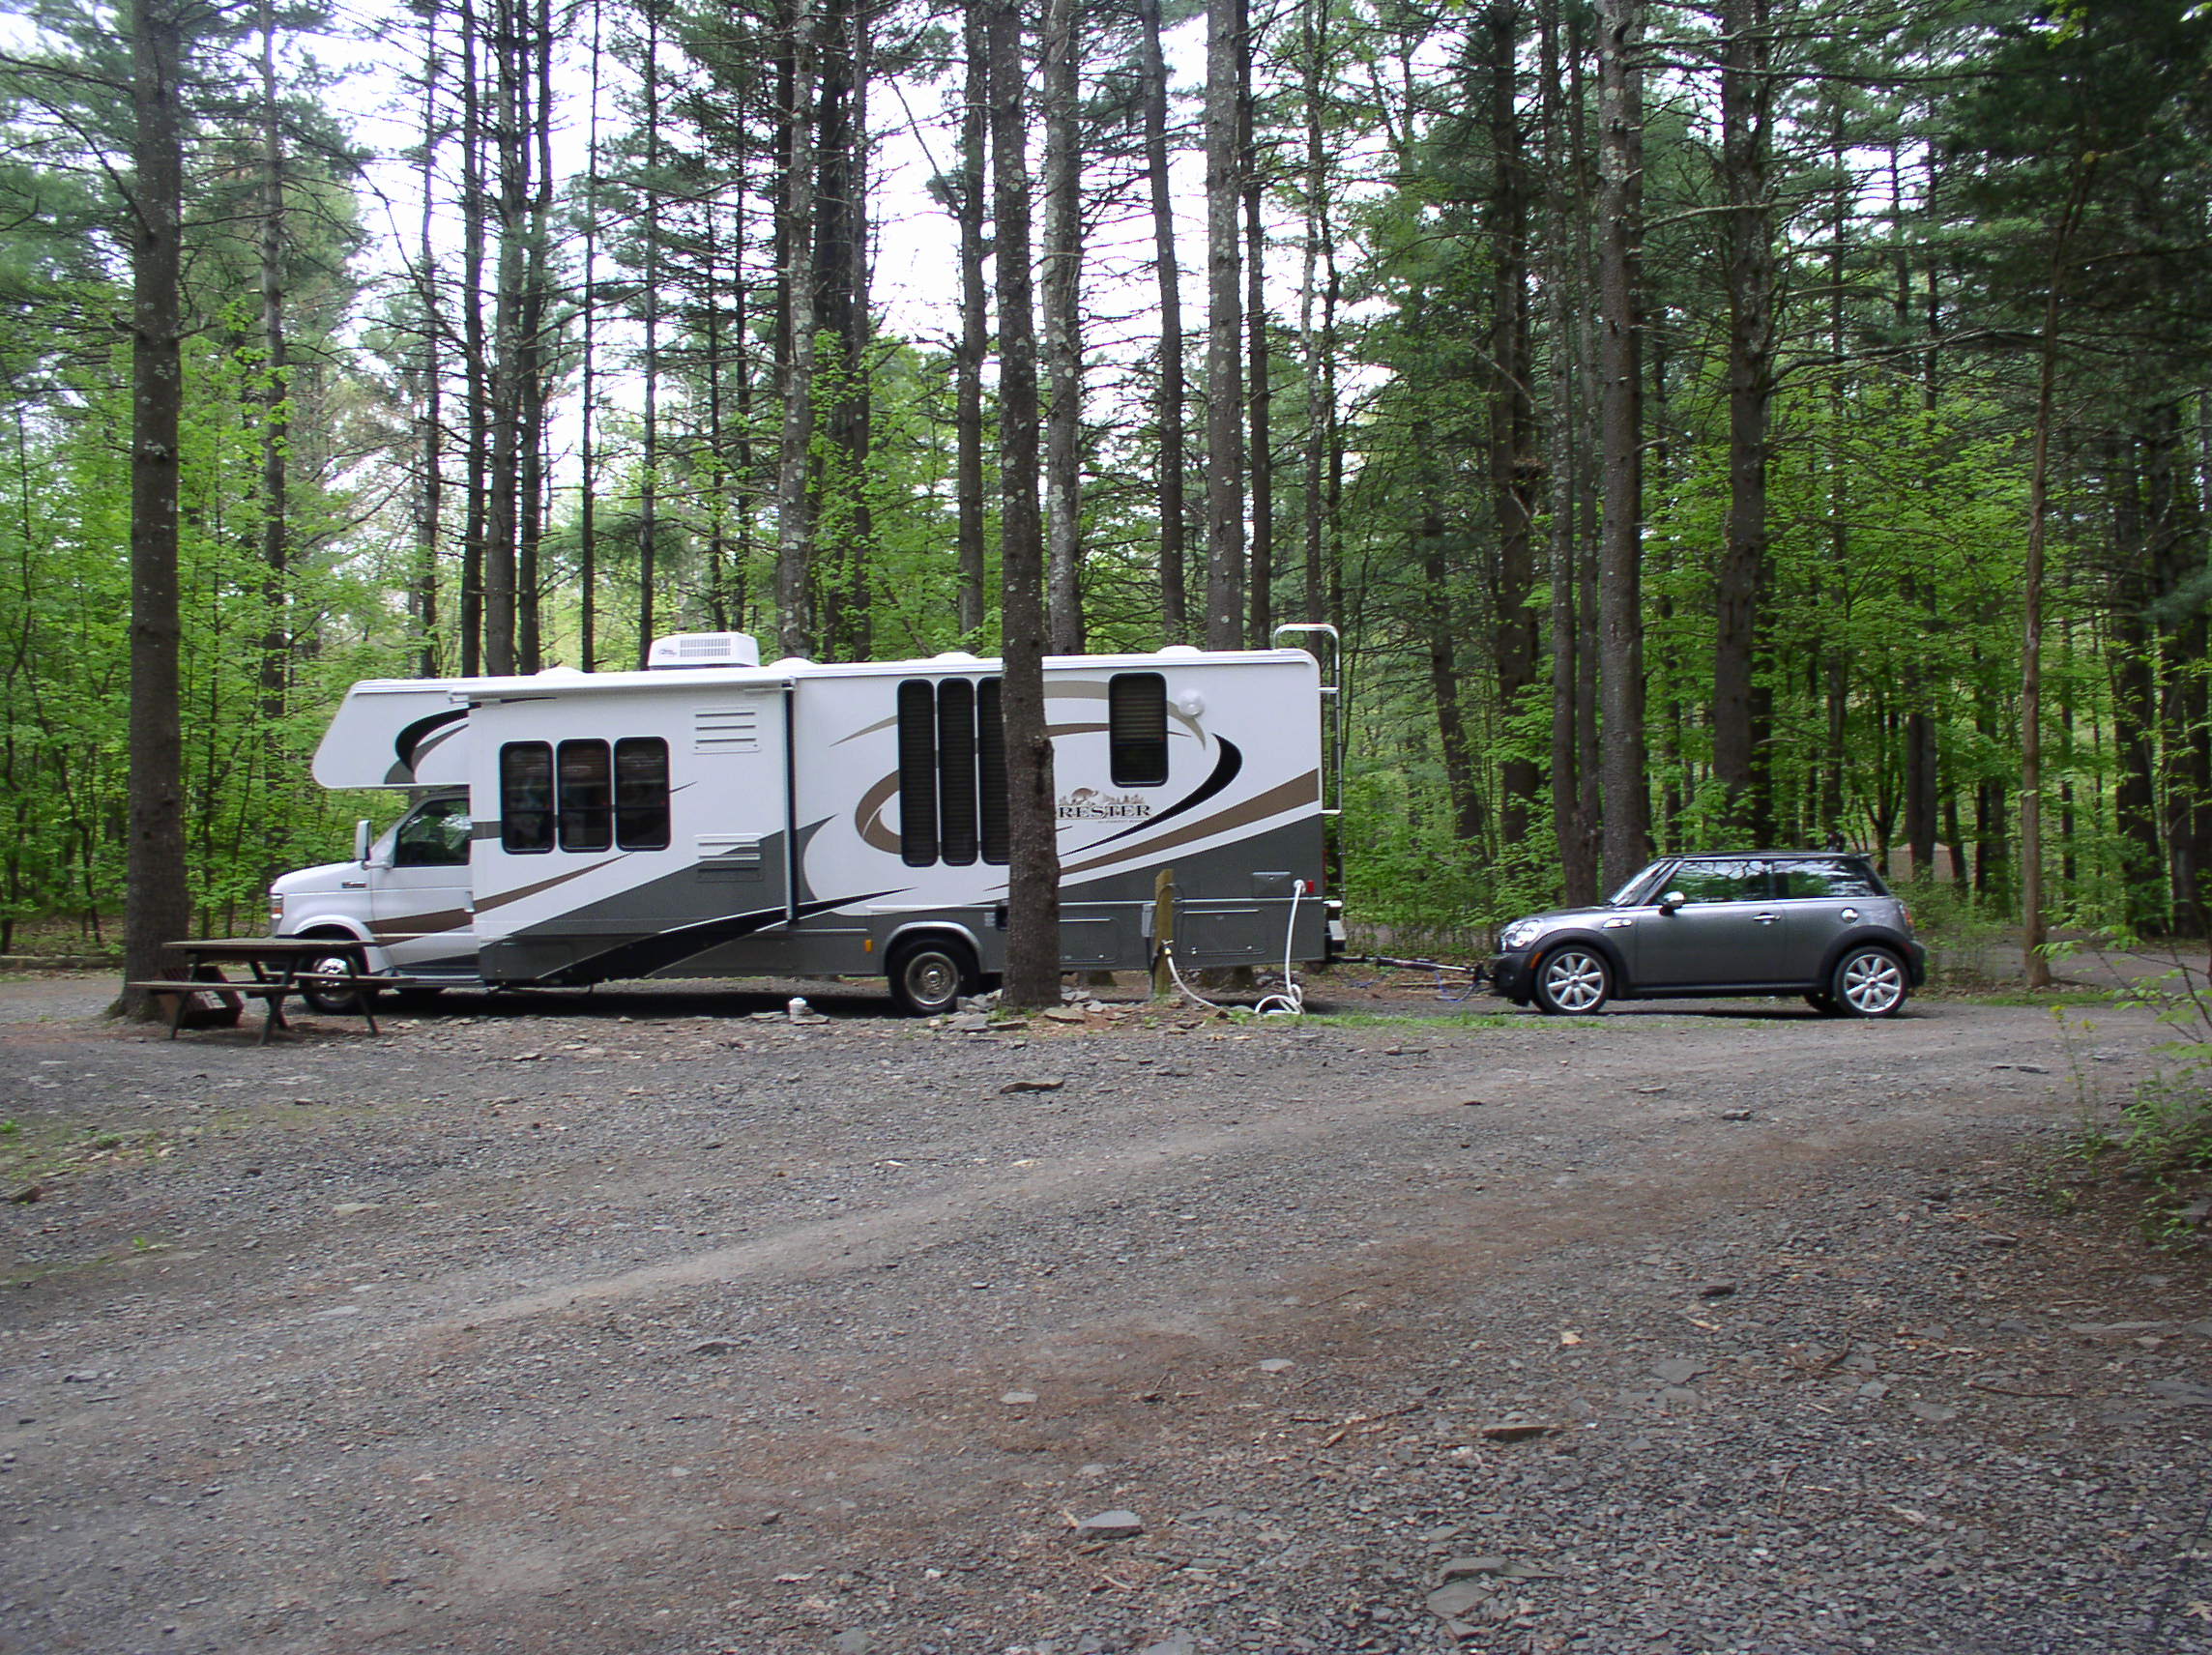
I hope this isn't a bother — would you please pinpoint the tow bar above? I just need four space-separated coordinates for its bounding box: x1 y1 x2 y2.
1357 953 1494 1002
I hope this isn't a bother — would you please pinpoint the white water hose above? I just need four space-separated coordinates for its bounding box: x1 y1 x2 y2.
1158 880 1307 1017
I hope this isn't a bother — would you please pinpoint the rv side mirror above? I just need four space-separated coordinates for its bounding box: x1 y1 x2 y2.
1657 890 1686 915
355 819 373 864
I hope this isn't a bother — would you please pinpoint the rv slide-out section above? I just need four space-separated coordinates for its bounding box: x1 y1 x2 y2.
274 636 1338 1011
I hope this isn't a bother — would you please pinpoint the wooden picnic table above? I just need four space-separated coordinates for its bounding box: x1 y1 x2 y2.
131 936 384 1044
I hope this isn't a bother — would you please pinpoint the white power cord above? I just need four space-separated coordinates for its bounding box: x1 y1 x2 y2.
1158 882 1307 1017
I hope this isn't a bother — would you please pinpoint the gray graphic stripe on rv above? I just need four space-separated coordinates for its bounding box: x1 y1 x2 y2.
1057 769 1321 879
549 894 894 983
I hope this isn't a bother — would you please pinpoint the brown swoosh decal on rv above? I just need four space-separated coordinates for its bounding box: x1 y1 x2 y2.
854 769 902 854
1056 769 1320 879
366 907 472 939
476 858 621 915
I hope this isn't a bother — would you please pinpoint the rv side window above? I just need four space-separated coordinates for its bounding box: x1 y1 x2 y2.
978 678 1008 865
897 680 939 866
500 742 555 854
1109 673 1170 787
614 738 671 850
938 679 978 866
557 740 613 852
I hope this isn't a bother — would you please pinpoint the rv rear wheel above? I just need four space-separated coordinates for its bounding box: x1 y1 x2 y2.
887 938 977 1018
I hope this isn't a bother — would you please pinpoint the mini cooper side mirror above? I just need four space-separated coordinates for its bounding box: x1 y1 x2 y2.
1657 890 1686 914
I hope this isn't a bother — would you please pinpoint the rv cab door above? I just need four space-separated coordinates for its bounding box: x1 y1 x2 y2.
370 794 478 975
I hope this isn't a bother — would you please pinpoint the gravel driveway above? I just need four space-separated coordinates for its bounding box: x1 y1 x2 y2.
2 972 2207 1655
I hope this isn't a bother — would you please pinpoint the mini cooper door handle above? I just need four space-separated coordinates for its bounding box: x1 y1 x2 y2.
1753 912 1779 923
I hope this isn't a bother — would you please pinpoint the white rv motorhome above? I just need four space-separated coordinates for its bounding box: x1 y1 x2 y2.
270 633 1343 1014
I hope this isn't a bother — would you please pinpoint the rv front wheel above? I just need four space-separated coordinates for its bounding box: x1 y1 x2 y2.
887 938 977 1018
299 938 364 1014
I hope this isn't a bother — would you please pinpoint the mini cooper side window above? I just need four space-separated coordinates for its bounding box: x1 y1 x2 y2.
1667 858 1768 904
1775 857 1881 900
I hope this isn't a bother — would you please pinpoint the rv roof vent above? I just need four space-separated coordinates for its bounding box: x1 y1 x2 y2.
1158 644 1204 657
931 650 982 665
535 664 588 681
770 656 815 672
648 631 762 670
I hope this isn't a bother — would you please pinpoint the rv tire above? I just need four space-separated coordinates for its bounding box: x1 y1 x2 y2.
299 935 364 1015
887 937 978 1018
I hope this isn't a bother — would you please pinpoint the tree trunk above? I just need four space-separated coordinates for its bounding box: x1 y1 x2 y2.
516 0 553 672
954 1 988 639
2110 436 2165 932
1484 0 1539 850
1042 0 1084 653
1594 0 1648 889
1296 0 1330 627
774 0 821 659
121 0 190 1015
414 0 445 679
256 0 289 724
2023 160 2095 986
985 0 1061 1007
1202 0 1245 649
636 0 663 666
1241 0 1270 647
1137 0 1188 643
482 0 524 676
458 0 486 676
577 0 601 668
1709 0 1773 842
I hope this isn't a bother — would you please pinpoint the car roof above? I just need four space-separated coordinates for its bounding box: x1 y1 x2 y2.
1666 850 1873 861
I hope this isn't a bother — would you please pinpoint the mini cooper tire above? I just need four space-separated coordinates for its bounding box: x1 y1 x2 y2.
1830 945 1907 1018
1532 946 1611 1016
887 938 978 1018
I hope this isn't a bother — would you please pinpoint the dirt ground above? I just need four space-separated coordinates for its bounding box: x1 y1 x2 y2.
2 968 2209 1655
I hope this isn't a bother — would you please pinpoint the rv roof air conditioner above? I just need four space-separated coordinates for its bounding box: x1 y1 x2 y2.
648 631 763 670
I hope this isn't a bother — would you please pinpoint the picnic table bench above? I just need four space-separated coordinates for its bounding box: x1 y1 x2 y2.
131 937 393 1044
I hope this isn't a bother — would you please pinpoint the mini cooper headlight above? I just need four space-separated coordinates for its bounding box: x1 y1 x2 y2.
1499 918 1544 951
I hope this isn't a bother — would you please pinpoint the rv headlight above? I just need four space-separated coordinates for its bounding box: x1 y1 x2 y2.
1499 918 1544 951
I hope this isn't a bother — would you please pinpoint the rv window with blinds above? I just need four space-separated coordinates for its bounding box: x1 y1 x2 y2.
898 678 1008 868
502 737 670 854
613 739 671 849
1109 673 1170 787
500 742 555 853
557 741 613 852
